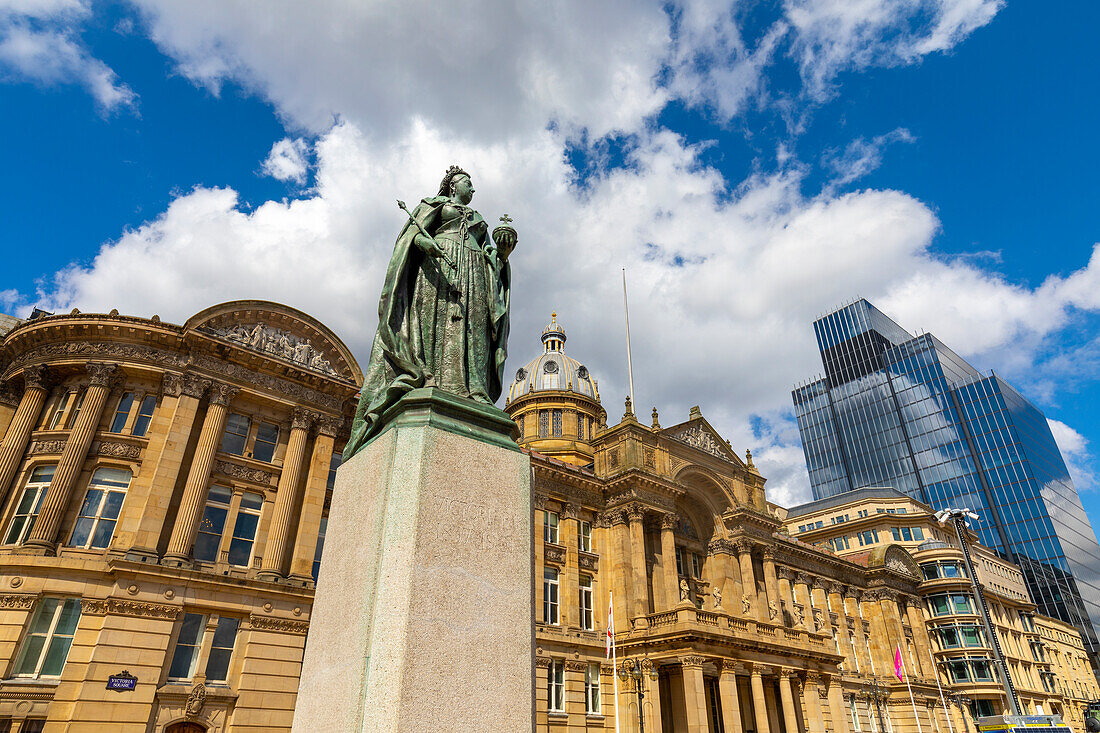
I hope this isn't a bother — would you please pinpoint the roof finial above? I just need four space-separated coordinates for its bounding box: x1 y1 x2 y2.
745 449 755 469
624 395 634 418
651 406 660 429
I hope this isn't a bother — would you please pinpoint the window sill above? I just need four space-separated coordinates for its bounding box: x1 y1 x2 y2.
547 711 568 720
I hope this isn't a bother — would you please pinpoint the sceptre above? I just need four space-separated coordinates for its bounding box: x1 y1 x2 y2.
397 199 457 271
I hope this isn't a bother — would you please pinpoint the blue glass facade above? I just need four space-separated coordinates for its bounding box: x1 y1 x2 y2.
793 299 1100 658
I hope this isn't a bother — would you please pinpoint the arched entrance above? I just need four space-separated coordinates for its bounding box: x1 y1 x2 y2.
166 723 206 733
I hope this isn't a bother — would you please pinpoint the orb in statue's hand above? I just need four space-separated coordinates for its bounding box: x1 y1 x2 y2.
492 223 518 262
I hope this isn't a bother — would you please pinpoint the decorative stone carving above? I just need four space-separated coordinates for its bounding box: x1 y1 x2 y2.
79 598 179 619
28 440 65 456
193 355 342 411
214 460 273 485
769 601 779 621
680 655 706 668
90 441 142 460
559 502 578 520
162 372 210 399
209 382 240 407
776 566 795 581
578 552 599 572
291 408 317 432
742 595 751 614
0 381 21 407
248 614 310 634
564 660 589 672
316 415 342 437
761 546 776 560
660 513 679 531
734 539 754 554
87 362 119 388
812 607 825 631
544 544 566 565
680 578 691 601
3 342 189 384
534 656 552 668
208 322 339 376
22 364 50 391
643 447 655 469
712 587 722 609
625 504 645 522
608 448 619 468
665 423 732 462
186 682 207 717
0 594 37 610
793 604 804 626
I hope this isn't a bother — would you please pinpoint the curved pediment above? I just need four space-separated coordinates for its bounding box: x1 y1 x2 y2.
866 544 920 579
184 300 363 384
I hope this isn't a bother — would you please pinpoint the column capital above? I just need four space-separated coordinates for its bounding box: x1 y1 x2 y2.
826 581 844 596
86 362 119 388
559 502 578 520
624 503 646 523
776 566 796 582
734 538 755 554
316 415 342 437
778 667 797 679
804 671 821 684
22 365 51 392
660 512 679 530
209 382 240 407
593 510 612 528
608 509 630 526
291 408 317 432
163 372 211 399
747 662 767 676
720 659 740 674
680 655 706 669
811 576 828 590
794 572 811 586
761 545 777 561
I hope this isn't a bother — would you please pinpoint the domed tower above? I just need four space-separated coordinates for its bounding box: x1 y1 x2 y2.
504 313 605 466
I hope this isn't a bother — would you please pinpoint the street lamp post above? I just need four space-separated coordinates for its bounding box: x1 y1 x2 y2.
860 675 890 733
618 657 659 733
935 507 1022 716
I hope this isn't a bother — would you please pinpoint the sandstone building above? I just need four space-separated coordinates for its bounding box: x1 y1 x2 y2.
0 302 359 732
0 305 1093 733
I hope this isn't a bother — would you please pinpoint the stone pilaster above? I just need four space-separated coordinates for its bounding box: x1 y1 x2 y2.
719 660 744 733
659 513 679 611
164 381 238 564
681 656 708 733
259 409 314 579
793 573 812 631
778 669 800 733
750 664 771 733
25 363 116 550
762 547 781 624
801 673 824 733
737 540 758 620
825 674 851 733
626 504 649 618
559 502 578 627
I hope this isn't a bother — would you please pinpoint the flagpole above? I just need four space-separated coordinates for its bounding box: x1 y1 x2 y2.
622 269 635 408
929 647 955 733
898 645 924 733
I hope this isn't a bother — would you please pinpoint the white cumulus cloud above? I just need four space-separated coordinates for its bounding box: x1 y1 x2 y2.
262 137 310 185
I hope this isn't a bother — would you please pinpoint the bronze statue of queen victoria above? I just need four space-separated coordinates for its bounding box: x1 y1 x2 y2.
344 166 517 459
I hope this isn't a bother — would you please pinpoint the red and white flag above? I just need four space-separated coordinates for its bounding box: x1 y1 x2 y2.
606 591 615 657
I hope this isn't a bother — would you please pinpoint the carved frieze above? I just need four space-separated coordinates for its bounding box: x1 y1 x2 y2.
544 543 567 566
3 342 189 383
213 460 274 486
90 441 142 460
79 598 179 619
578 551 599 572
28 440 65 456
248 614 309 634
186 682 207 717
205 322 339 377
0 594 37 610
194 355 343 411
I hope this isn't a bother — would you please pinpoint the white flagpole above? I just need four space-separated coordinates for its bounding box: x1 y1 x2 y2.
929 647 954 733
608 590 620 733
622 268 635 409
901 649 924 733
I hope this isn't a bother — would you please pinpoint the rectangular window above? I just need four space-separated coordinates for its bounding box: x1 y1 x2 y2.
548 659 564 711
675 546 685 576
13 598 81 678
252 422 279 462
911 527 924 540
930 596 950 616
850 696 862 731
228 492 263 567
66 389 86 428
110 392 135 433
951 594 973 614
131 395 157 437
538 411 549 438
168 612 206 679
204 616 240 682
691 553 702 579
920 563 939 580
585 662 601 714
579 520 591 552
938 627 961 648
543 567 559 625
327 453 342 490
194 486 233 562
5 465 55 545
69 467 131 549
47 390 75 429
20 721 45 733
544 511 559 544
577 413 585 440
220 413 251 455
312 516 328 582
961 626 982 646
579 575 593 630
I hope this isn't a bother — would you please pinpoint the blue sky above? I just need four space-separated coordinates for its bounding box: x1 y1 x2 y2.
2 0 1099 514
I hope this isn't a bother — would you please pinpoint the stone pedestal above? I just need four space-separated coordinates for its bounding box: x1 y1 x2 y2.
292 388 534 733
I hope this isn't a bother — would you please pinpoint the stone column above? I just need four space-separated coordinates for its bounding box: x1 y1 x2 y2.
750 664 771 733
164 382 238 564
880 591 909 668
723 548 743 613
111 372 208 560
811 578 832 636
829 584 855 668
905 595 936 679
801 673 824 733
793 573 813 632
862 592 891 676
778 670 800 733
25 363 116 550
627 504 650 618
535 499 546 623
0 366 49 503
559 503 579 628
660 513 680 611
289 417 338 582
610 510 632 625
762 547 781 624
682 656 709 733
259 409 314 580
825 674 851 733
718 661 743 733
737 540 758 620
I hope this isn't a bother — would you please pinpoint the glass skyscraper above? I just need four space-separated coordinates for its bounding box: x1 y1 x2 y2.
793 299 1100 661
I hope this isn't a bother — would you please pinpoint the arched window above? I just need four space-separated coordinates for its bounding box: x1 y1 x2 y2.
167 723 206 733
69 467 131 549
